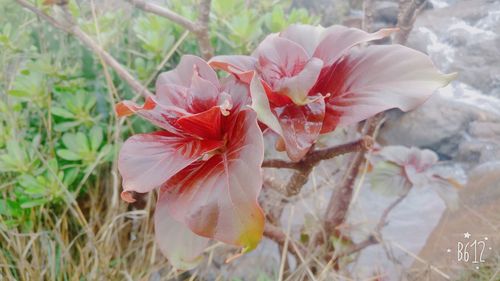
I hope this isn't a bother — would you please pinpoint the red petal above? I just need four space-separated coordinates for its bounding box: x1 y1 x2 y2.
118 131 223 195
162 110 265 250
176 106 223 140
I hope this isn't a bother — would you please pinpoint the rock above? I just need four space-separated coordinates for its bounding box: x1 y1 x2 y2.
407 0 500 97
380 82 500 164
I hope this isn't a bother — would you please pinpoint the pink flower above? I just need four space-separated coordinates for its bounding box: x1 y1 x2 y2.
210 24 456 161
116 55 264 269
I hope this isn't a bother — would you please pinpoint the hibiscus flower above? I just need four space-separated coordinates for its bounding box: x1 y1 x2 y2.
210 24 456 161
116 55 265 269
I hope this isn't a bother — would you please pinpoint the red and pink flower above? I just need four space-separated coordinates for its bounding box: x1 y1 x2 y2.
210 24 456 161
116 55 264 269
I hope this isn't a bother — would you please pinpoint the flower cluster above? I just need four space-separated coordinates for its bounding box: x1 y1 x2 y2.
116 24 454 269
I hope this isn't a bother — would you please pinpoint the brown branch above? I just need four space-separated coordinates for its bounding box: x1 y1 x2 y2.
125 0 196 31
15 0 153 98
195 0 214 59
263 223 305 259
263 137 373 170
394 0 427 45
126 0 214 59
333 188 411 259
263 137 373 197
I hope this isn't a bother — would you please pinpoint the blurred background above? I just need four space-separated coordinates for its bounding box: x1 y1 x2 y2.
0 0 499 280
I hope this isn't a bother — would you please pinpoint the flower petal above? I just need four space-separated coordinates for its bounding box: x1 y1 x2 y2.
313 26 397 66
176 106 223 140
255 36 311 88
118 131 223 194
155 55 220 111
115 97 186 133
162 110 265 251
209 55 257 83
249 74 283 136
274 97 325 161
279 24 326 56
155 193 209 270
315 45 456 133
156 55 219 89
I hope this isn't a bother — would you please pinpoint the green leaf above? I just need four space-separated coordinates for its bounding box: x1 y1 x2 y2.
54 121 81 132
89 126 103 151
20 198 50 209
63 168 79 187
52 107 75 118
75 132 89 153
56 149 82 161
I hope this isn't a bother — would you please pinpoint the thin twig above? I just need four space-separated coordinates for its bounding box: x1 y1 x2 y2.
125 0 214 59
332 188 411 259
263 223 305 260
15 0 153 98
124 0 196 31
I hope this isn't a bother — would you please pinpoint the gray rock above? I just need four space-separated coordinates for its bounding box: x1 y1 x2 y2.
407 0 500 98
380 82 500 164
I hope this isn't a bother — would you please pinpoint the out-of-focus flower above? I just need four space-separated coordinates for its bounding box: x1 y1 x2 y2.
116 55 264 269
367 146 460 209
210 24 456 161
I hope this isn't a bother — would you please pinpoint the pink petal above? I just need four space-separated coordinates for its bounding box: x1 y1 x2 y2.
279 24 326 56
156 55 219 89
255 35 310 86
274 96 325 161
255 35 322 104
155 192 209 270
116 97 186 134
155 55 220 111
221 75 252 109
314 45 456 133
313 26 397 66
162 110 265 251
118 131 223 194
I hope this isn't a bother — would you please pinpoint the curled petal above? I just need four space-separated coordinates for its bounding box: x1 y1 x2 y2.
316 45 456 133
155 193 209 270
275 57 323 105
249 74 283 136
118 131 223 194
313 26 397 66
209 55 257 83
255 36 311 88
115 97 186 133
163 110 265 251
